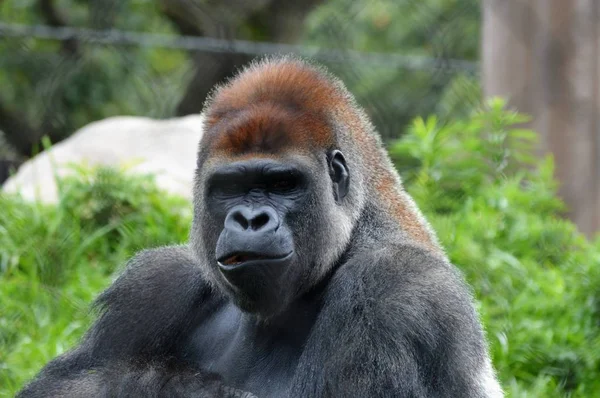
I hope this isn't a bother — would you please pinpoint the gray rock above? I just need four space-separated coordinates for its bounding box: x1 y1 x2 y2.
2 114 204 203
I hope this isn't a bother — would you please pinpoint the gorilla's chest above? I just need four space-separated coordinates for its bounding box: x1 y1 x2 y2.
181 302 315 398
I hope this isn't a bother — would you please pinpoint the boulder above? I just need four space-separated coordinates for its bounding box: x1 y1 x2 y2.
2 114 204 203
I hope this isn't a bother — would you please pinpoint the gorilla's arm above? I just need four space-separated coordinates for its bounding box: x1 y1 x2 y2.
17 246 254 398
292 244 500 398
17 356 252 398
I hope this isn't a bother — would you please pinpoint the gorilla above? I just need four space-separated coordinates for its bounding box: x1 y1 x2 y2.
18 56 503 398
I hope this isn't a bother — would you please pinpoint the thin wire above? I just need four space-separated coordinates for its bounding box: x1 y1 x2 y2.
0 22 478 75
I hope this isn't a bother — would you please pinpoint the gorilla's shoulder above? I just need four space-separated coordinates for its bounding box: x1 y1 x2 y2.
96 245 213 308
87 245 222 358
324 243 481 343
335 243 462 295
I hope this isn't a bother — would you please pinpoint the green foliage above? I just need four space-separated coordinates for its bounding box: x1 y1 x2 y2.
0 0 190 147
1 101 599 397
57 164 192 248
305 0 481 138
0 166 191 395
389 98 600 396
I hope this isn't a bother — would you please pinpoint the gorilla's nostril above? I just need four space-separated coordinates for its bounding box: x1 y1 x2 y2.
233 212 249 230
251 213 270 230
225 206 279 232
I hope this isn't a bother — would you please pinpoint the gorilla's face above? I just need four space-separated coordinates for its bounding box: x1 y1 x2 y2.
196 151 349 316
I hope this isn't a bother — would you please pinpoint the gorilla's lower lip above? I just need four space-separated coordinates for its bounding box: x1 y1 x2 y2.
217 252 293 270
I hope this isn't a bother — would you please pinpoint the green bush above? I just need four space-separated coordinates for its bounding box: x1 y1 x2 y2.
389 98 600 396
0 165 192 395
1 100 599 396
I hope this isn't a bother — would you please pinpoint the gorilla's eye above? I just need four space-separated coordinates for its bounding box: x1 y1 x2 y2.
268 174 298 193
271 179 294 190
223 182 243 193
211 180 245 197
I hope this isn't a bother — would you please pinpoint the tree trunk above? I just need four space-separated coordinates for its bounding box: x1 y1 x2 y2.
482 0 600 237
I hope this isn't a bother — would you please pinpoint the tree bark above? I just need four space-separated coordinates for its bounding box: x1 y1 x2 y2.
482 0 600 237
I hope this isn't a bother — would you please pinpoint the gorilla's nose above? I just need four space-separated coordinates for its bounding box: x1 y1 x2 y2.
225 205 280 233
217 205 292 269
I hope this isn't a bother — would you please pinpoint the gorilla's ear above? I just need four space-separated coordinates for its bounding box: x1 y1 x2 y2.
328 150 349 203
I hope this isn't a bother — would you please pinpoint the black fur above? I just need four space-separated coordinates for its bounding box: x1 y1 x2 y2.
18 247 255 398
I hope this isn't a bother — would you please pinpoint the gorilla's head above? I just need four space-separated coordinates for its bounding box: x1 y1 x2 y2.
189 57 367 317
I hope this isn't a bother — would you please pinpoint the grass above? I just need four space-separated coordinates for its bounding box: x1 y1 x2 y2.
0 166 192 396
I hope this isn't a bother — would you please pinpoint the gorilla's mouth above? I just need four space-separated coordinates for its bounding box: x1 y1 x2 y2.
217 252 293 267
221 252 268 266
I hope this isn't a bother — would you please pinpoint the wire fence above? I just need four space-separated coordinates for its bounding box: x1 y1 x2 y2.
0 23 478 73
0 0 482 181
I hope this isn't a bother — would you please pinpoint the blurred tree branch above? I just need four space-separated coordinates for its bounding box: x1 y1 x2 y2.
158 0 323 116
0 1 79 159
0 93 68 158
0 97 39 156
38 0 80 55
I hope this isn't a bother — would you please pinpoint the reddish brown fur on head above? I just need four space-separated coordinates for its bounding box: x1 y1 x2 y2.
202 57 346 157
